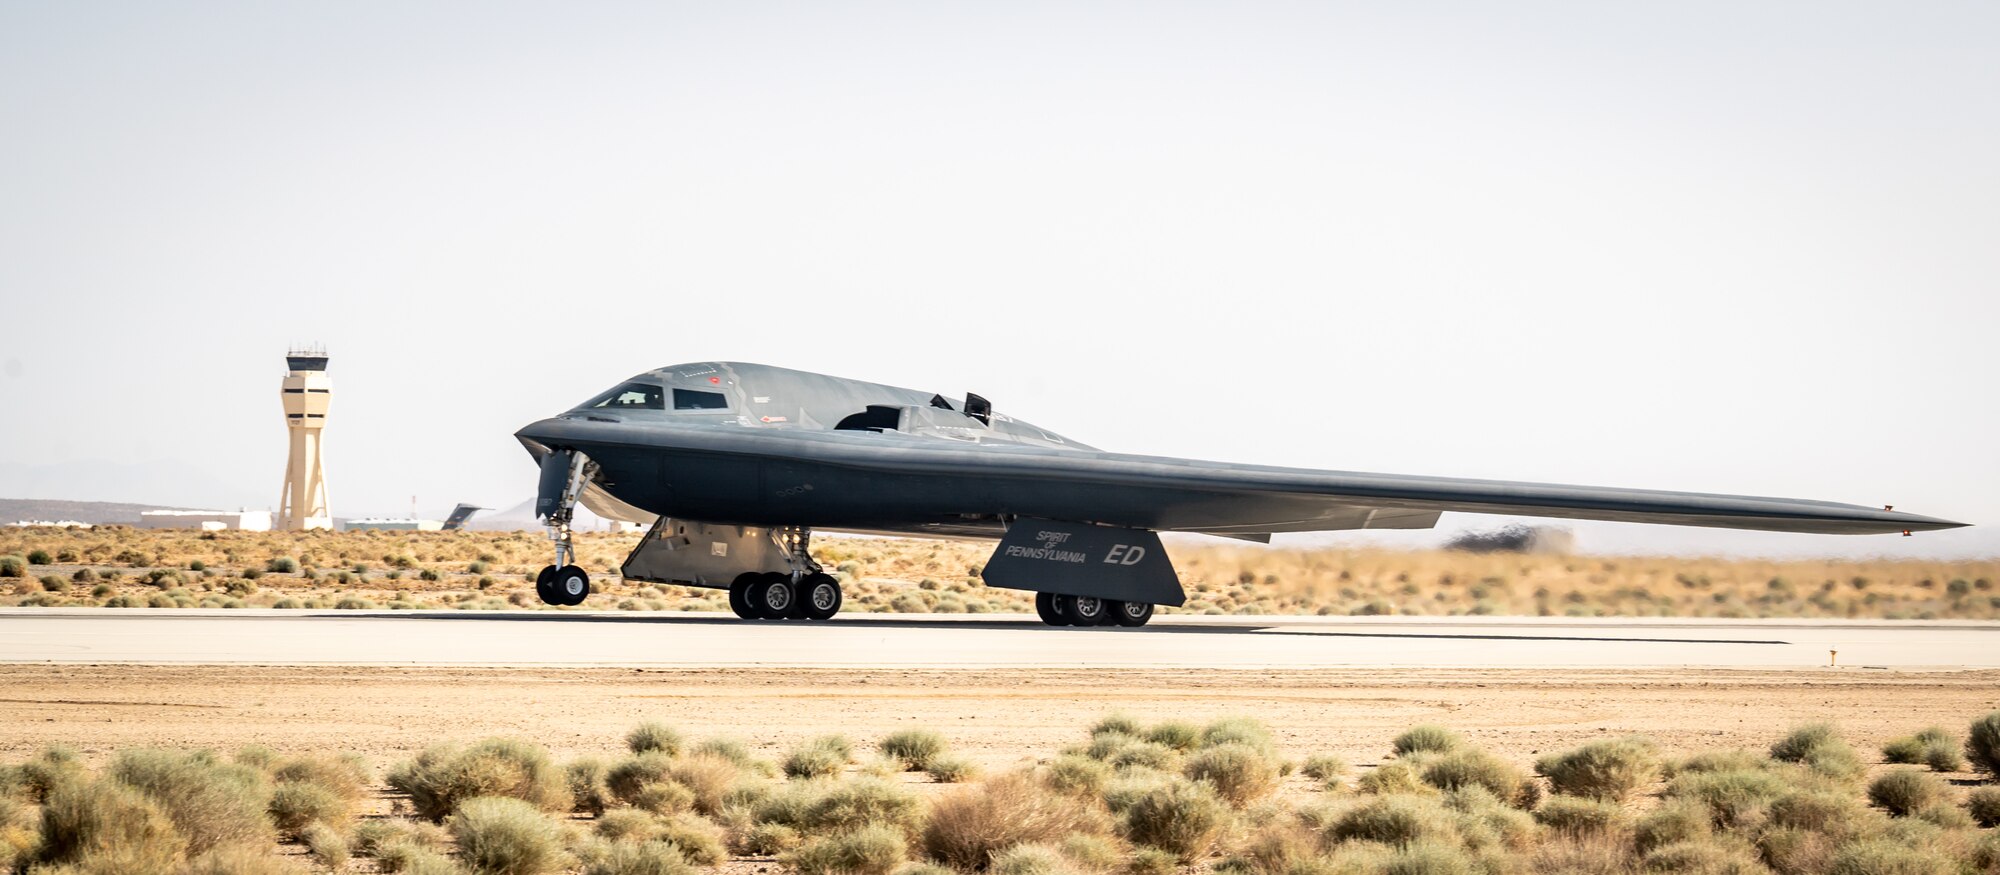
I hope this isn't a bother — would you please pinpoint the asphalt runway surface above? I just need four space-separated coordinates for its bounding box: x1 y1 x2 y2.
3 608 1995 669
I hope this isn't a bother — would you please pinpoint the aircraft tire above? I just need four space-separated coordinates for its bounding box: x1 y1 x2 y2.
535 565 562 606
802 573 842 620
1034 592 1070 626
1114 600 1154 627
750 572 795 620
728 573 761 620
554 565 590 606
1065 595 1109 625
1098 600 1128 626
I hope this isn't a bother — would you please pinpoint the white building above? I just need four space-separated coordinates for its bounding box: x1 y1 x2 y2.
6 520 93 529
136 510 273 531
345 517 444 532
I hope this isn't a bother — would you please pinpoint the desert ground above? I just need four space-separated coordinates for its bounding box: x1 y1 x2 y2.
4 529 1998 873
3 528 1996 620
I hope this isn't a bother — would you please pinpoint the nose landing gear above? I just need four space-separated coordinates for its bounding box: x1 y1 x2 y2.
536 451 592 607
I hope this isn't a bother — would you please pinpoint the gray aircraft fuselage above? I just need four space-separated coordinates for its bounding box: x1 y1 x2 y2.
515 361 1964 541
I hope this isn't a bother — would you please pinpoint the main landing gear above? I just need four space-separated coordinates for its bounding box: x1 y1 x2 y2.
726 527 842 621
1034 592 1153 627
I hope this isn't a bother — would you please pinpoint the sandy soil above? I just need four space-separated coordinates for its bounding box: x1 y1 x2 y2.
4 665 1996 773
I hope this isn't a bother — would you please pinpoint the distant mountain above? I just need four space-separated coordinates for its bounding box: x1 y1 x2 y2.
0 497 201 525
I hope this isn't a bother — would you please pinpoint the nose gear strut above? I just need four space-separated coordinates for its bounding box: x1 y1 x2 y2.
535 451 592 606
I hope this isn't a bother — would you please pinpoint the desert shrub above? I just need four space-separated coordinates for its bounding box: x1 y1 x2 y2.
388 738 571 821
1666 768 1788 828
1058 833 1121 870
988 842 1075 875
1967 786 2000 827
1420 749 1533 807
1043 755 1112 797
41 575 69 593
739 821 802 855
1200 717 1277 756
231 745 280 772
1765 788 1869 837
1142 722 1202 752
568 758 613 815
1084 733 1138 761
1536 737 1660 801
334 596 375 609
1885 727 1960 771
1357 761 1431 796
1969 710 2000 777
267 556 299 573
789 737 853 779
1118 779 1227 860
693 737 770 774
184 845 311 874
1827 838 1956 875
1669 749 1768 776
785 824 908 875
652 813 727 865
1531 832 1640 875
627 722 684 756
14 745 85 801
881 730 949 771
1127 845 1179 875
1633 799 1710 854
581 840 695 875
1868 769 1947 817
301 821 351 869
381 841 472 874
632 781 697 816
1092 713 1143 738
1768 723 1863 781
1534 795 1624 837
1327 794 1459 847
448 796 567 875
1109 742 1176 771
1182 743 1279 806
37 777 188 870
354 817 451 856
273 753 368 801
606 753 678 805
596 807 659 842
1381 841 1476 875
921 772 1108 870
269 781 347 834
1919 743 1964 773
26 549 52 565
1642 838 1766 874
0 556 25 577
1300 754 1347 790
109 748 274 854
927 756 979 784
666 753 747 816
1393 725 1461 757
759 776 925 836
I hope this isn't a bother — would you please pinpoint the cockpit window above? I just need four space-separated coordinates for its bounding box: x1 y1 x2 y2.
673 388 729 410
588 383 665 410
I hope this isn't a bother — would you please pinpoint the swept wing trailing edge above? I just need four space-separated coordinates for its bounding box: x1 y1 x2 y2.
515 362 1965 626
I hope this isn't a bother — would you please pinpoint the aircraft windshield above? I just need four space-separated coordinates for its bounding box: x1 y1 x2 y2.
585 383 665 410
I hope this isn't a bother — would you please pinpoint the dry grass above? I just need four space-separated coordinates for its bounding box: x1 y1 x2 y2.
5 527 1996 619
5 711 2000 873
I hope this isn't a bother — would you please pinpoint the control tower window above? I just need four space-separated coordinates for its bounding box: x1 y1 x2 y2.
589 383 665 410
673 388 729 410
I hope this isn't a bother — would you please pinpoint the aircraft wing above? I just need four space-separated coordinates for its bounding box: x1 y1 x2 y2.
518 420 1966 538
797 436 1963 537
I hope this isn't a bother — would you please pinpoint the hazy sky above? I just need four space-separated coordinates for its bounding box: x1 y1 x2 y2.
1 2 1993 557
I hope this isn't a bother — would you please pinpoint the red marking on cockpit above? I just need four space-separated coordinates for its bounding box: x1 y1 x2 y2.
710 377 721 384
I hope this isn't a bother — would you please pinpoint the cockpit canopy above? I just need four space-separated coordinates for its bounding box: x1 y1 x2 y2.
581 382 730 413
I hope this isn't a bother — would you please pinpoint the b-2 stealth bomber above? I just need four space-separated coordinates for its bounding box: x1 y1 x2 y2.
516 362 1964 626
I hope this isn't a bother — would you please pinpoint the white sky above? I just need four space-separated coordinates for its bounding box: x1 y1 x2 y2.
1 2 1994 558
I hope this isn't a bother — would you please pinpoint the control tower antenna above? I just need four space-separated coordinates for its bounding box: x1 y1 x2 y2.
278 345 333 530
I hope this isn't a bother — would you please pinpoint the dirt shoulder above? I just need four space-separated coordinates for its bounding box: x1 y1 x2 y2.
3 665 1995 772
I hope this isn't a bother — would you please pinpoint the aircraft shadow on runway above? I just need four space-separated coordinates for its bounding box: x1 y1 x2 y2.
347 612 1787 645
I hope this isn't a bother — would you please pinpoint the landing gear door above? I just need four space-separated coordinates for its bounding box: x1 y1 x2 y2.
981 519 1186 607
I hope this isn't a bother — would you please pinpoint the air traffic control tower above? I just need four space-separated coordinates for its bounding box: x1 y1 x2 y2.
278 347 332 530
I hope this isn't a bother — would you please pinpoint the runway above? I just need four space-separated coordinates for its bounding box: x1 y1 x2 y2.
2 609 1995 669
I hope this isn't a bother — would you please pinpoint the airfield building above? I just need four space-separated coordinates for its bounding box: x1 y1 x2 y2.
136 510 273 531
